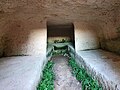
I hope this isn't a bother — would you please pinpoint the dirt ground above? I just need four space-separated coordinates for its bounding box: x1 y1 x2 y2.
51 55 82 90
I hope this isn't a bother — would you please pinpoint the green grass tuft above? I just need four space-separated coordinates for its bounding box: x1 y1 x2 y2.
68 57 103 90
37 61 55 90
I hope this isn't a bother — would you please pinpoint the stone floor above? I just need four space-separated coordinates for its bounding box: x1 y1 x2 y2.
0 49 120 90
51 55 82 90
0 55 46 90
77 49 120 90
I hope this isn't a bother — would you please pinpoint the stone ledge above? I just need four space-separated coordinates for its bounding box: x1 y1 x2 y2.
0 55 47 90
76 49 120 90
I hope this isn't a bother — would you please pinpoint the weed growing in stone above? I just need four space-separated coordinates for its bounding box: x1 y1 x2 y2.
68 57 103 90
37 61 55 90
52 49 68 56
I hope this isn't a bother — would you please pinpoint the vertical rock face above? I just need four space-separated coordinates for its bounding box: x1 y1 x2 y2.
74 22 100 51
3 19 47 56
0 18 9 57
0 0 120 55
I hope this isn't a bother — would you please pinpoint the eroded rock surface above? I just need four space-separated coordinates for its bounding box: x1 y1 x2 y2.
0 0 120 25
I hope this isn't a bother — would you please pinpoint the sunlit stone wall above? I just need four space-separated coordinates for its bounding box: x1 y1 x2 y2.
3 19 47 56
74 22 100 52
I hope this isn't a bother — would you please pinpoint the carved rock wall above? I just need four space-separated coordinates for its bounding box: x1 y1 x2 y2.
74 21 100 51
0 0 120 55
3 18 47 56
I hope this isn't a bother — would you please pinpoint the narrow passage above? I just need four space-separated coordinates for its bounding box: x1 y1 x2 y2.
51 55 82 90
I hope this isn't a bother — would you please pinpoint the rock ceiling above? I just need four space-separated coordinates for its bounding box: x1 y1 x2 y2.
0 0 120 25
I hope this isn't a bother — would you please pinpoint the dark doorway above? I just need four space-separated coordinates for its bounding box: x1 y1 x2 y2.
47 23 75 47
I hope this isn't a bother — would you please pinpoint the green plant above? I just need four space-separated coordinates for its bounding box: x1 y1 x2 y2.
52 45 68 56
68 58 102 90
52 49 68 56
37 61 55 90
53 39 69 43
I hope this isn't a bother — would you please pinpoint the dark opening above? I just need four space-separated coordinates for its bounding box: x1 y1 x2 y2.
47 23 75 47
